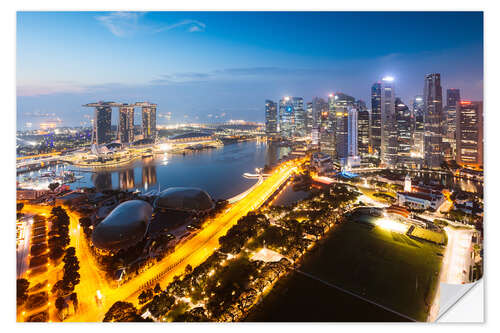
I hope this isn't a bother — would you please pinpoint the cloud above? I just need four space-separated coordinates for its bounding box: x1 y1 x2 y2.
155 19 206 33
95 12 145 37
150 67 318 85
96 13 206 37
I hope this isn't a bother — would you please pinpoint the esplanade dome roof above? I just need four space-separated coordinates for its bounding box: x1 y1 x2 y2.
92 200 153 251
154 187 214 212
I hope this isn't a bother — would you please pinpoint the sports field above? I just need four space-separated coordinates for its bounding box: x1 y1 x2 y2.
289 209 444 321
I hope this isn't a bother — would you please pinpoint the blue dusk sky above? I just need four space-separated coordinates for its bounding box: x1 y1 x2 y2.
16 11 483 128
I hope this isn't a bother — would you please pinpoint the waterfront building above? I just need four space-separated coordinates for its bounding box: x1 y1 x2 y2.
423 73 444 169
138 102 157 140
95 103 113 144
83 101 113 145
265 100 278 137
456 101 483 168
154 187 215 213
380 77 397 166
92 200 153 252
118 105 135 144
370 82 382 157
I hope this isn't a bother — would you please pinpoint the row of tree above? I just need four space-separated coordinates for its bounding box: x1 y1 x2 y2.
48 206 70 260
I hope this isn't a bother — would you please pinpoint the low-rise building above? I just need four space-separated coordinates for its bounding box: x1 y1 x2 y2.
397 191 444 211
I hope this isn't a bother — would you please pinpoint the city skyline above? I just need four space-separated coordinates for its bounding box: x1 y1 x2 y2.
17 11 483 128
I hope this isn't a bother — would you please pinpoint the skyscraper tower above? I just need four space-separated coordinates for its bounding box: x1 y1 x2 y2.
96 104 112 145
370 82 382 156
357 107 370 158
138 102 157 140
423 73 443 169
118 104 135 143
412 95 425 158
292 97 305 136
83 101 113 145
306 102 313 135
347 106 359 162
443 89 461 160
279 96 294 139
334 93 356 161
312 97 327 129
380 77 397 166
395 98 412 165
265 100 278 137
456 101 483 168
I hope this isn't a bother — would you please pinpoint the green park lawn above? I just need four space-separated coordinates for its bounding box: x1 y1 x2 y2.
299 216 444 321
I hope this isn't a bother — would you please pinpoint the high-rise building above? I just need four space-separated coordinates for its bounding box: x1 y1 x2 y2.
320 129 336 158
411 95 425 158
357 108 370 158
333 93 356 160
312 97 327 130
265 100 278 136
327 93 337 132
456 101 483 168
138 102 157 140
423 73 444 169
370 83 382 156
83 101 113 145
380 77 397 166
443 89 461 160
279 97 294 138
306 102 314 135
347 106 360 167
118 104 135 143
95 104 112 144
279 96 304 138
395 98 412 164
292 97 305 136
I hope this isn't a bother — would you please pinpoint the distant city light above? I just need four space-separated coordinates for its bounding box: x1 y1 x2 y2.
382 76 394 82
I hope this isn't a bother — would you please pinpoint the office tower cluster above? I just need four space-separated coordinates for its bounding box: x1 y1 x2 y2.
265 72 483 170
84 101 157 145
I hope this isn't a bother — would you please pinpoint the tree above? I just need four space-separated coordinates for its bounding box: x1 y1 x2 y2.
154 283 162 294
16 202 24 211
17 278 30 305
69 292 78 311
49 182 60 192
55 296 66 311
185 264 193 274
103 301 148 322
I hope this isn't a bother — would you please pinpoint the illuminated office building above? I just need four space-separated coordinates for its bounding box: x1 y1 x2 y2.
118 104 135 144
265 100 278 136
423 73 444 169
370 82 382 156
456 101 483 168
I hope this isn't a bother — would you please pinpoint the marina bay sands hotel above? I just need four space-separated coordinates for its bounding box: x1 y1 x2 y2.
83 101 157 145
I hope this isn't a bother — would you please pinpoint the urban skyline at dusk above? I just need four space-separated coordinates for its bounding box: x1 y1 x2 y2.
15 10 483 324
17 11 483 128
